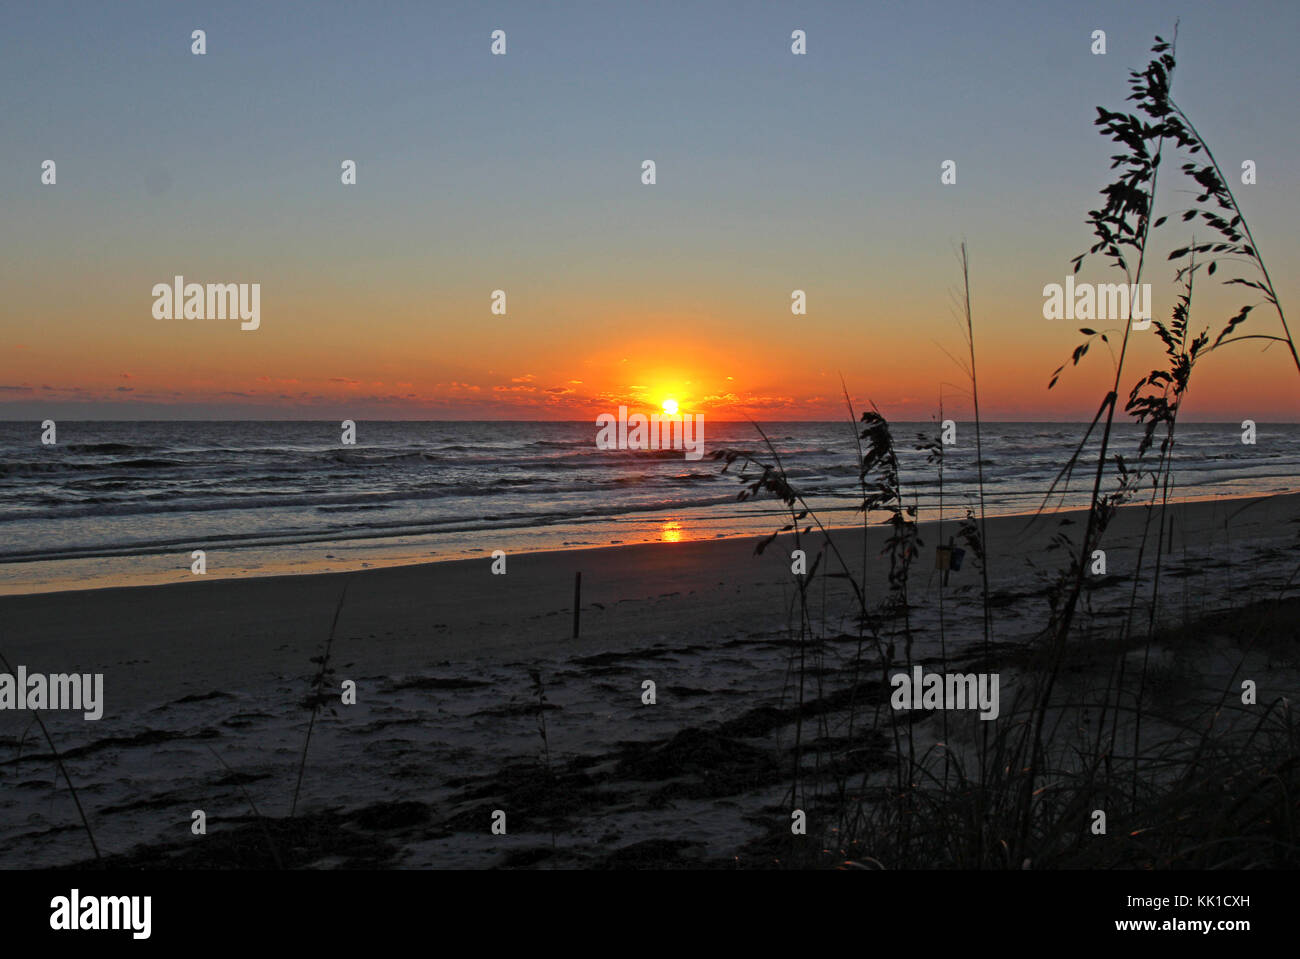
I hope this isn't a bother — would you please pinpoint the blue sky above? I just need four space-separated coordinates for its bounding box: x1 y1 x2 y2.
1 0 1297 420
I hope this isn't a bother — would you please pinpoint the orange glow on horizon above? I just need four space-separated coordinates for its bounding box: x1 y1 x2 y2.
2 296 1297 421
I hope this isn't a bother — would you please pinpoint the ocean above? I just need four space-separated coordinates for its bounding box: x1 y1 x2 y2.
1 420 1296 594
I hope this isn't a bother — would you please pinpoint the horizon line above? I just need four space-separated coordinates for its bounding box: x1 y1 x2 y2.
3 418 1296 425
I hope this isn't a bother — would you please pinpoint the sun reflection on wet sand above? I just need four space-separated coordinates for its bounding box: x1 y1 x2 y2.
660 521 684 543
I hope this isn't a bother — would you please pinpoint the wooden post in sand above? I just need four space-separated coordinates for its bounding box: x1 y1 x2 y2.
573 571 582 638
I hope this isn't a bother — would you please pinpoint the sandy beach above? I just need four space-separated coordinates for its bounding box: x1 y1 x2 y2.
2 491 1298 868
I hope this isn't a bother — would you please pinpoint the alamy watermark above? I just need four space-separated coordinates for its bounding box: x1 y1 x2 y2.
890 666 999 720
0 666 103 720
1043 277 1151 330
595 405 705 461
152 275 260 330
50 889 150 939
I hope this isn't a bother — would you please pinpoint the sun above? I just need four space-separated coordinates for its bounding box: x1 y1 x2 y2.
661 397 679 415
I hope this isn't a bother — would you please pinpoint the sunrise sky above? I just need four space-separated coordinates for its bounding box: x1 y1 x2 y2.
2 0 1297 421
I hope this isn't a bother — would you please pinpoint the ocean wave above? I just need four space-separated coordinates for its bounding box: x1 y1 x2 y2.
3 423 1299 567
64 442 151 453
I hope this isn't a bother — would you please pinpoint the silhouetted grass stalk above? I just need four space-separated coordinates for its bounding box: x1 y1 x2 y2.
1 650 100 862
291 576 352 817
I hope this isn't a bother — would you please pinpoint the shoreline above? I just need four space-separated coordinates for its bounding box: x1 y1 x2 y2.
0 485 1290 598
2 490 1295 710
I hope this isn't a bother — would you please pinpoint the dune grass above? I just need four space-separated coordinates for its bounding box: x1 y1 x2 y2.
710 31 1297 870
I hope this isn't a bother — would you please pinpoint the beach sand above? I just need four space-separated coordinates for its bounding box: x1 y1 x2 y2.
2 492 1297 868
